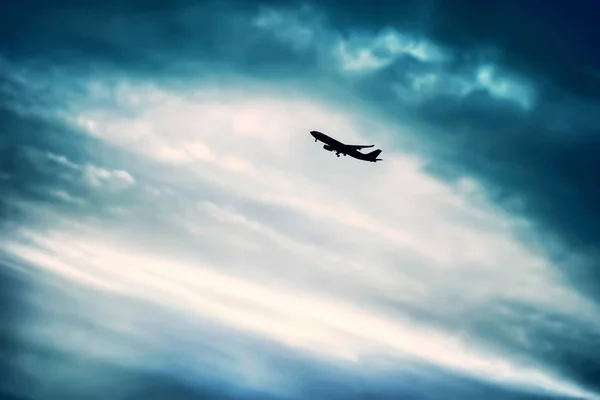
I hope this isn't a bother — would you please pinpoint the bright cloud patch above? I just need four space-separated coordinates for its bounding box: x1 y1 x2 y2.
4 227 597 400
475 64 534 109
44 150 135 190
4 77 599 400
336 29 447 72
400 65 534 109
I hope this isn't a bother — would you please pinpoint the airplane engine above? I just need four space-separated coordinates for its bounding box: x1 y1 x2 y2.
323 144 333 151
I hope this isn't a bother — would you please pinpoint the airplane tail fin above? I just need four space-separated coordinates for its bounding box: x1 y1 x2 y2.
366 149 383 162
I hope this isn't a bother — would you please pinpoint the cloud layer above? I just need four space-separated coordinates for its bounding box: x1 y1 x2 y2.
1 1 600 399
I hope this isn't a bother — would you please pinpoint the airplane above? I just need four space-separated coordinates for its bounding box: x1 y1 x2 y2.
310 130 383 162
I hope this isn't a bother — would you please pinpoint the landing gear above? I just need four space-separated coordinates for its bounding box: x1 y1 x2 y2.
336 152 340 157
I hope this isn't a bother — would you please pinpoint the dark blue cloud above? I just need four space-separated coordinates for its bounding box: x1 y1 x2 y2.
317 0 600 101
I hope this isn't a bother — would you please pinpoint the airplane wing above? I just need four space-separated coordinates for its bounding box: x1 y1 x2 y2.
347 144 374 150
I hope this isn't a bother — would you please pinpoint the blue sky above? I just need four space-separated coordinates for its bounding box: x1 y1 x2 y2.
1 1 600 399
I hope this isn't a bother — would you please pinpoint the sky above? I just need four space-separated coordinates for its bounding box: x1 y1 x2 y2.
1 0 600 399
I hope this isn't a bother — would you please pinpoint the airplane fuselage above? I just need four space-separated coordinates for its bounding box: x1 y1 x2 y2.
309 130 382 162
310 131 353 153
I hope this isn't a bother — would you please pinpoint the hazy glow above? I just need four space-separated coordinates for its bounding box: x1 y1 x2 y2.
67 82 598 317
4 229 597 399
0 77 590 400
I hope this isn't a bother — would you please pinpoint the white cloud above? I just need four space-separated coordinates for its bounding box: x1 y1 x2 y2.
336 29 447 73
475 64 534 109
45 151 136 190
81 165 135 189
46 189 87 206
6 78 596 399
65 82 599 314
398 65 534 109
336 41 390 72
46 152 80 170
5 228 599 400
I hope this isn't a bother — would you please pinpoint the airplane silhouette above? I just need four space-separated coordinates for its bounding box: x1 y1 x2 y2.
310 130 383 162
